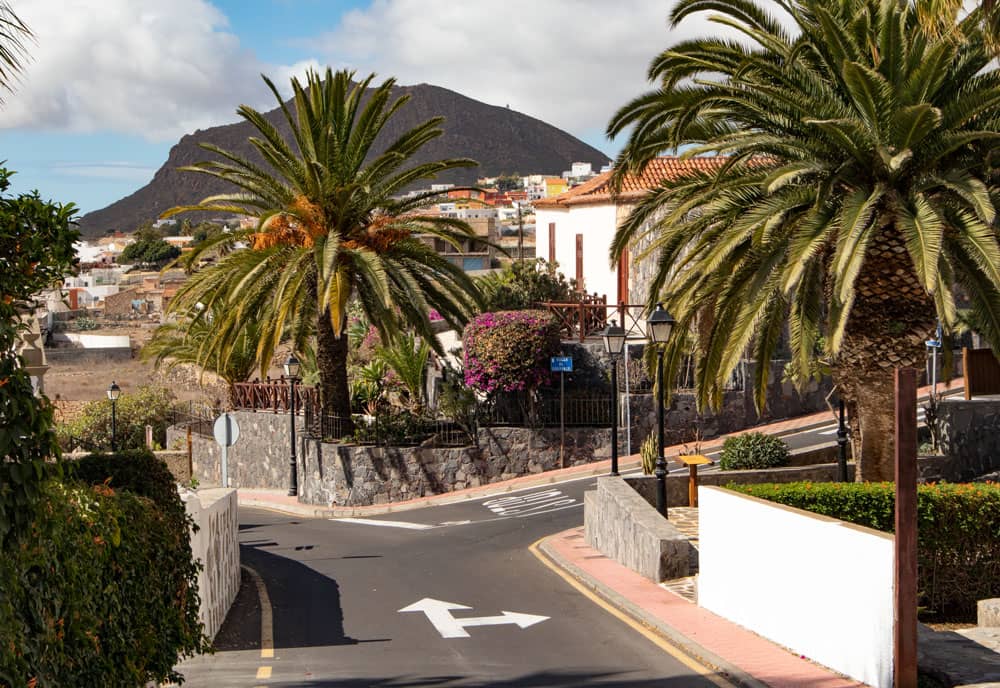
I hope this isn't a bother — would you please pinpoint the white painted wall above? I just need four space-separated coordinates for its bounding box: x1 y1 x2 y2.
698 486 894 688
61 333 131 349
535 204 618 300
182 487 240 641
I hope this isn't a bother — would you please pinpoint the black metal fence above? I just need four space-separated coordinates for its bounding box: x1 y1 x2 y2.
168 401 218 438
477 395 613 428
303 402 474 447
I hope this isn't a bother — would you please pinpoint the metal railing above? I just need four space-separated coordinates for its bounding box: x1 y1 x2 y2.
169 401 218 438
303 408 474 447
620 356 746 394
478 394 613 428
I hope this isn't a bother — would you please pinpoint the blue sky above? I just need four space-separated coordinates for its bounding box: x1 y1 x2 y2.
0 1 713 219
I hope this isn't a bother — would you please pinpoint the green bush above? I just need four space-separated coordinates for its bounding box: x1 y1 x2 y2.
719 432 789 470
729 481 1000 621
0 452 209 686
57 385 175 452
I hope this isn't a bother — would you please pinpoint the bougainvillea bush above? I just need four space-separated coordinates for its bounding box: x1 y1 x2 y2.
462 310 561 395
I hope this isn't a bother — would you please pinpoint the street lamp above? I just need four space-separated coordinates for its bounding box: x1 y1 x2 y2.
107 381 121 452
284 354 301 497
646 303 675 517
601 319 627 476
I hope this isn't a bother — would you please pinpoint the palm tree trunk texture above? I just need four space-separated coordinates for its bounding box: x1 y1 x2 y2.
836 228 935 481
316 308 353 432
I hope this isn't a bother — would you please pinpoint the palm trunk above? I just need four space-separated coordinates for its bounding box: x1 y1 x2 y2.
316 307 353 432
834 225 935 482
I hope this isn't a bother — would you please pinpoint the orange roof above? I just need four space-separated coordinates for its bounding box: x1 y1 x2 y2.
534 157 728 209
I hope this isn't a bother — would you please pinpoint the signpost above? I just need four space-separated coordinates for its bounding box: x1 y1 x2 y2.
213 412 240 488
550 357 573 468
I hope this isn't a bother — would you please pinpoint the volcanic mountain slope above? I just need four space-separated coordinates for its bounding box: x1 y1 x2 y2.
77 82 610 236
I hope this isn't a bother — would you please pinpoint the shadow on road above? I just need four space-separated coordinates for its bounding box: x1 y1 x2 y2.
262 670 731 687
218 541 364 651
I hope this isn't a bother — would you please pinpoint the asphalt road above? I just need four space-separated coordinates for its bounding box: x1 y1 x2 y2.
172 413 885 687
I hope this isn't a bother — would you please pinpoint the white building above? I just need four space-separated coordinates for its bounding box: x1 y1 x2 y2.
534 156 728 306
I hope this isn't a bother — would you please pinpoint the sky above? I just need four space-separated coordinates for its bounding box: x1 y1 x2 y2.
0 0 727 217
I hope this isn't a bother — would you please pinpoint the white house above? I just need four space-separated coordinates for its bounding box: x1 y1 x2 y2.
534 156 727 306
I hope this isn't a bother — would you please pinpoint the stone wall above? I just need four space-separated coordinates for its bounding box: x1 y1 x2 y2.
584 476 691 581
170 411 613 507
936 399 1000 480
181 487 240 641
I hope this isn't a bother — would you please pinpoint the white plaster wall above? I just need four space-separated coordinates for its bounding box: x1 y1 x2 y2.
698 486 894 688
182 487 240 641
61 333 131 348
535 204 619 300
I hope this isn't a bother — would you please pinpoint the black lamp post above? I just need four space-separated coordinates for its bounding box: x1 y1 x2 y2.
646 303 675 517
107 381 121 452
601 319 627 476
284 354 301 497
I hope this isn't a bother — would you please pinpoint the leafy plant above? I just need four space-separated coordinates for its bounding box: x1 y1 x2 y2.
462 310 561 395
119 237 180 267
0 166 79 540
729 481 1000 620
640 433 658 475
57 385 175 453
377 333 430 412
476 259 575 311
718 432 789 471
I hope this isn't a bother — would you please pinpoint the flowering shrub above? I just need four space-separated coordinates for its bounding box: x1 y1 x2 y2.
462 310 561 394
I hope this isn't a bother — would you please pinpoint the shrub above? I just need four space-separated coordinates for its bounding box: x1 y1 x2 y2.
462 310 561 395
0 453 209 686
728 481 1000 621
476 259 575 311
57 384 175 452
718 432 789 470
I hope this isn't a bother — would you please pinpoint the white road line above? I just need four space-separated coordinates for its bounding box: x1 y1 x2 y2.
332 517 437 530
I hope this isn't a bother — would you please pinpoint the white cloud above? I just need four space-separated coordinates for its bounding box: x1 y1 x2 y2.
0 0 284 141
303 0 751 151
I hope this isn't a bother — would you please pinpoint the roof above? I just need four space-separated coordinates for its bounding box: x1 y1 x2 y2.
534 156 728 209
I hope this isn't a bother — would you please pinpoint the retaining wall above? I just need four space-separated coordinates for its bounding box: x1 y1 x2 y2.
698 486 894 688
181 487 240 641
584 477 690 581
936 398 1000 480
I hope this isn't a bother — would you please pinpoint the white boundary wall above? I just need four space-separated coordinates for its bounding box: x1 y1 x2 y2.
698 486 894 688
182 487 240 641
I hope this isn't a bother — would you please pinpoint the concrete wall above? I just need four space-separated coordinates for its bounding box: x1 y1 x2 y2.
43 347 133 364
584 477 690 581
181 487 240 641
936 399 1000 480
698 486 894 688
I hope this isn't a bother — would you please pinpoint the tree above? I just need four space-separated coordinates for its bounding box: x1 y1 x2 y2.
0 167 78 537
476 258 575 311
118 237 180 267
608 0 1000 481
163 69 483 426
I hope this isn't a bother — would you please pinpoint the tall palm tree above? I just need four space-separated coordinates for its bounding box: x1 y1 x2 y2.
163 69 483 426
608 0 1000 481
0 3 30 102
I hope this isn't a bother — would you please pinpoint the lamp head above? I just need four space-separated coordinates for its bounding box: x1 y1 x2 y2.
601 319 627 357
107 380 121 402
284 354 301 379
646 303 675 344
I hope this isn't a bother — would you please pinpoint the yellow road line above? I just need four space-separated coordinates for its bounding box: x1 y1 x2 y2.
243 564 275 659
528 538 735 688
256 666 272 679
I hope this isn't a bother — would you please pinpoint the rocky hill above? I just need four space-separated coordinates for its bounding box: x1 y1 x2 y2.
77 83 610 236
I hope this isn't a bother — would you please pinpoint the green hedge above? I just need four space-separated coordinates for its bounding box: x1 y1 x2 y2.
729 481 1000 621
719 432 789 470
0 451 209 686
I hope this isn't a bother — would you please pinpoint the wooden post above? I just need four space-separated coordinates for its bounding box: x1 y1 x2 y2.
548 222 556 263
145 424 153 449
186 426 193 482
894 367 918 688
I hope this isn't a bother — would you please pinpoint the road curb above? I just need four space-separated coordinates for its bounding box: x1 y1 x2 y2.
533 534 769 688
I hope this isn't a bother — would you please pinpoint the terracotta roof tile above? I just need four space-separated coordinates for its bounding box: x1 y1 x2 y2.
534 156 728 209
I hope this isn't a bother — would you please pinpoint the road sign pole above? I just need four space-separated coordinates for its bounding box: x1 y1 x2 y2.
560 371 566 468
221 442 228 488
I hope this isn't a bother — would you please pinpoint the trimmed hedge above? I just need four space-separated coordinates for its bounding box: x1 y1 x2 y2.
729 481 1000 621
719 432 789 470
0 450 209 686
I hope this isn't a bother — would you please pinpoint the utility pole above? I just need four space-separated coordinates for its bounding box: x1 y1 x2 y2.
516 202 525 263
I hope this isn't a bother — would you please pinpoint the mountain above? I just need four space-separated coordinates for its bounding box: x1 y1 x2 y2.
76 83 611 237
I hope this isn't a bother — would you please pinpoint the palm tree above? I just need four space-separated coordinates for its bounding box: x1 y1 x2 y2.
142 303 261 404
163 69 483 427
0 3 30 102
608 0 1000 481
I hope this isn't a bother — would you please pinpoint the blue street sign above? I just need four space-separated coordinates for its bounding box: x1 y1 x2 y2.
925 339 941 349
550 356 573 373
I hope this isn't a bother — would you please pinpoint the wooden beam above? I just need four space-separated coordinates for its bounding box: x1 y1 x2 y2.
894 367 918 688
548 222 556 264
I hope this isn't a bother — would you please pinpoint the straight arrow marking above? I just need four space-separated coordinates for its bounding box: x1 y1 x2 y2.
398 598 549 639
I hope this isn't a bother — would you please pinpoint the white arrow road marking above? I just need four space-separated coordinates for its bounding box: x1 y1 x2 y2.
333 517 436 530
398 597 549 638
